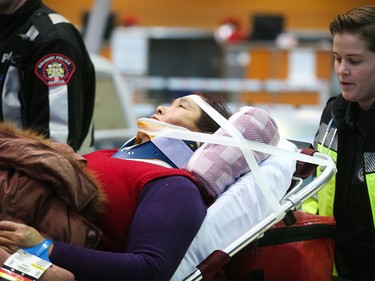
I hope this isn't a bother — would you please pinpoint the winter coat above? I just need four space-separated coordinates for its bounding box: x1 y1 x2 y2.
0 122 104 248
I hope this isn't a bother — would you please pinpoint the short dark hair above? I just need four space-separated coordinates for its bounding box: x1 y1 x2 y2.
329 5 375 52
192 91 232 133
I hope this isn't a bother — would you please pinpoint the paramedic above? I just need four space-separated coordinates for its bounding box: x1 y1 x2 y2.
302 5 375 280
0 0 95 151
0 92 233 280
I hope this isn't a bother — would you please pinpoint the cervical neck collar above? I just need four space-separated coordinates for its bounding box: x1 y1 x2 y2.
112 136 198 168
112 118 199 168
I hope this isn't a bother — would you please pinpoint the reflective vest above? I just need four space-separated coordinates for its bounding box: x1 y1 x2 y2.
303 119 375 228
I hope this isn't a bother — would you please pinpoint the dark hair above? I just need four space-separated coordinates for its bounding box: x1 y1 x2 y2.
329 5 375 52
192 91 232 133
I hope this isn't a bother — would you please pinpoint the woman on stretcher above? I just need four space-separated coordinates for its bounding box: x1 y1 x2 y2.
0 92 281 280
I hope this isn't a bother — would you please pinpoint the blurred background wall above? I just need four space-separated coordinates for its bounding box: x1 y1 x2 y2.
42 0 375 147
44 0 373 31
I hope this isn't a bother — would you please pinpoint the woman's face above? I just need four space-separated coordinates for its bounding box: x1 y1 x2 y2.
151 95 202 132
333 33 375 110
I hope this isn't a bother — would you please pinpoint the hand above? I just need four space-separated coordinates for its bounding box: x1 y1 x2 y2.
0 221 45 254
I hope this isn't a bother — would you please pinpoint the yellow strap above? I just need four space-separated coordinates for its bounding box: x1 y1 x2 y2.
366 173 375 227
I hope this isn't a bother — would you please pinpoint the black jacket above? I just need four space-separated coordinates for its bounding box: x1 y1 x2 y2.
0 0 95 151
316 94 375 278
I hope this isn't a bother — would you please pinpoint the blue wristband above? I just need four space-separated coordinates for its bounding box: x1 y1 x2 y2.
22 239 54 262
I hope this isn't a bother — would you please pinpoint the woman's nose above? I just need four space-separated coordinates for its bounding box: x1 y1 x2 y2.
155 105 166 115
337 61 349 75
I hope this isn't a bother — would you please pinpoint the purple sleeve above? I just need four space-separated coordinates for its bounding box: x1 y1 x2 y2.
49 176 207 280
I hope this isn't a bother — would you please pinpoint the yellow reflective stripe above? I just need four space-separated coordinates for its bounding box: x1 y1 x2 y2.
315 144 337 217
301 197 318 214
366 173 375 227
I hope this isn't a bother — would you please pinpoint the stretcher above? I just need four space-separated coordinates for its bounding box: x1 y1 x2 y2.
114 95 335 280
170 96 337 281
169 136 336 281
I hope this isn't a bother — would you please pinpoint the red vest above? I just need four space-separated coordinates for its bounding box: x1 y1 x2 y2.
83 149 199 251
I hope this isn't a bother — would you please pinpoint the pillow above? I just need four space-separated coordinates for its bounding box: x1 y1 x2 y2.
186 106 280 198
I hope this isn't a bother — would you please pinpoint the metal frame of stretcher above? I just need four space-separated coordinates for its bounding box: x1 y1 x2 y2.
183 151 336 281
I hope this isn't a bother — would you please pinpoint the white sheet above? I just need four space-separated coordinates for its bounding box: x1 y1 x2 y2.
172 138 297 280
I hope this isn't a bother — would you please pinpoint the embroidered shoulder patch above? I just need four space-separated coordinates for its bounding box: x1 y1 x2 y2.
34 54 76 86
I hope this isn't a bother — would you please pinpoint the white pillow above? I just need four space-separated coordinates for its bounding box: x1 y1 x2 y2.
171 138 297 280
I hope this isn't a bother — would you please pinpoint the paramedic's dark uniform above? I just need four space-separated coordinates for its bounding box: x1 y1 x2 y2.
0 0 95 151
304 95 375 279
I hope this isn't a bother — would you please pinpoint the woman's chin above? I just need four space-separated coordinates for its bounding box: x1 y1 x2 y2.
341 91 357 102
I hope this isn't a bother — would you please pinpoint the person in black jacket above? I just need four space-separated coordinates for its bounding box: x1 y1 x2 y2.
302 5 375 280
0 0 95 151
